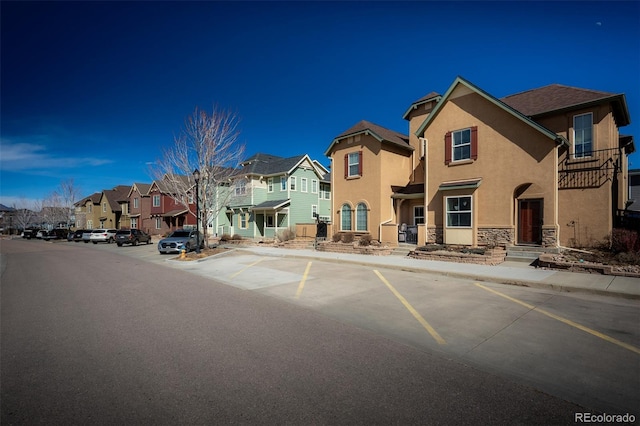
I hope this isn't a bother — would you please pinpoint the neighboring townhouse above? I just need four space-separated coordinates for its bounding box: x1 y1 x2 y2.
148 177 197 235
97 185 131 229
76 192 102 230
226 153 331 239
628 169 640 212
126 183 152 232
327 76 634 249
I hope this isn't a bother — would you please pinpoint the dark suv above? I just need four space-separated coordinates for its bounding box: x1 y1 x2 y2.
115 229 152 246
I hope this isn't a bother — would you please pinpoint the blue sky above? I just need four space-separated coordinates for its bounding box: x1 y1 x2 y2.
1 1 639 207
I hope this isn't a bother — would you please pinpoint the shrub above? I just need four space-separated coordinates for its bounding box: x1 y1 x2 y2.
220 233 231 242
278 227 296 242
332 232 342 243
232 234 243 240
615 251 640 265
358 234 372 246
610 229 639 253
341 233 354 244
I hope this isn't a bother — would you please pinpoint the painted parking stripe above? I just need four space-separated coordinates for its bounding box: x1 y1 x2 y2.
374 270 446 345
295 262 313 299
228 258 264 279
475 283 640 355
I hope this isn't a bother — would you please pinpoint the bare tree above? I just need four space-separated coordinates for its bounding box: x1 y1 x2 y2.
150 105 245 245
11 197 37 232
58 179 82 228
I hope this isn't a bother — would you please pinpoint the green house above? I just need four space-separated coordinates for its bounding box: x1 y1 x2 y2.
225 153 331 239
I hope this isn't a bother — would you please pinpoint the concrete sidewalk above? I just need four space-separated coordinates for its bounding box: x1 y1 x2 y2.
231 245 640 299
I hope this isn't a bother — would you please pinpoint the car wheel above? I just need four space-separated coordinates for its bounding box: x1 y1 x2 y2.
185 243 191 252
133 239 138 246
117 243 122 247
84 241 89 243
93 241 97 244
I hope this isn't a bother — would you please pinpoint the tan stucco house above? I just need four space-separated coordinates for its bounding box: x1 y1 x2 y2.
326 76 634 249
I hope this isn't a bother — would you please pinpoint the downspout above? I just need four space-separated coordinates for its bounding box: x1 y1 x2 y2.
380 197 395 244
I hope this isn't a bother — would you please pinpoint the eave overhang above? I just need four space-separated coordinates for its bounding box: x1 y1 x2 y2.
438 178 482 191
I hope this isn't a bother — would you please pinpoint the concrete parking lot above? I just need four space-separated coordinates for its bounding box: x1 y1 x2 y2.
53 239 640 414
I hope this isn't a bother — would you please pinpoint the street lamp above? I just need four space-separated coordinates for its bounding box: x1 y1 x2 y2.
193 168 201 253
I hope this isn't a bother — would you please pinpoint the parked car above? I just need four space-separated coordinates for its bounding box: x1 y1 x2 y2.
157 229 204 254
82 230 93 243
43 229 68 241
22 229 39 239
115 229 152 246
89 229 117 244
36 230 46 239
73 229 91 242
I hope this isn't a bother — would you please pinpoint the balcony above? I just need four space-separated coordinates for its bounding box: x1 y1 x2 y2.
558 148 621 189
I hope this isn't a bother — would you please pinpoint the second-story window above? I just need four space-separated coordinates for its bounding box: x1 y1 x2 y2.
345 151 362 178
281 177 287 191
445 126 478 164
301 178 308 192
268 177 274 192
290 176 296 191
311 179 318 194
574 113 593 158
235 180 246 196
102 202 107 213
133 198 139 209
153 195 160 207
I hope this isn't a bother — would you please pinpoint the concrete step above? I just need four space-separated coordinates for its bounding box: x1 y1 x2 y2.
391 245 414 257
505 246 559 263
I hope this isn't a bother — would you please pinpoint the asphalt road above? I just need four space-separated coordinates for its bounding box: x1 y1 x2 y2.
1 238 636 424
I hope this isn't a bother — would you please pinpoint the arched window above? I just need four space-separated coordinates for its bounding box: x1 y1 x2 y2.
356 203 368 231
341 204 352 231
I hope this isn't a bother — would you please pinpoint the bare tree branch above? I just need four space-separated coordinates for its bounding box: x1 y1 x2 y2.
150 105 245 244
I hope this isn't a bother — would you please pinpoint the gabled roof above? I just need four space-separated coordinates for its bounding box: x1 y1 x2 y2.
402 91 442 120
236 153 327 179
414 76 567 146
128 182 152 198
75 192 102 206
102 185 131 212
325 120 411 156
500 84 631 126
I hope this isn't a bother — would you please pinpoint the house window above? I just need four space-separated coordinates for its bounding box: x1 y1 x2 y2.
133 198 139 208
188 192 194 204
268 177 274 192
345 151 362 178
102 202 107 213
122 203 128 215
414 206 425 225
131 217 138 229
87 220 93 229
445 127 477 164
240 213 249 229
356 203 368 231
290 176 296 191
301 178 308 192
281 177 287 191
311 179 318 194
235 179 246 196
453 129 471 161
153 195 160 207
574 113 593 158
446 196 472 228
155 217 162 229
88 204 92 213
266 214 274 227
341 204 352 231
311 204 318 219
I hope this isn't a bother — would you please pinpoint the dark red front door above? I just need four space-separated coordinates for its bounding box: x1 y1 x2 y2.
519 199 542 245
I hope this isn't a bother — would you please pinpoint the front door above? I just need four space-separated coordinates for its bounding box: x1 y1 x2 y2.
518 199 542 245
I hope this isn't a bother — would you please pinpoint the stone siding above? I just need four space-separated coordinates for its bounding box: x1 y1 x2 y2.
409 249 506 265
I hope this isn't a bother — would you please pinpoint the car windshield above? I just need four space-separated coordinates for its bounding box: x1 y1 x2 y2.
170 231 190 237
115 230 130 235
92 230 105 233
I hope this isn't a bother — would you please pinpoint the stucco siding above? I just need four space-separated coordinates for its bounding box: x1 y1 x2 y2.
424 92 558 245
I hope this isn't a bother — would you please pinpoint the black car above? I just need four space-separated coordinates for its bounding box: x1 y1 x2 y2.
115 229 152 246
43 229 68 241
72 229 91 242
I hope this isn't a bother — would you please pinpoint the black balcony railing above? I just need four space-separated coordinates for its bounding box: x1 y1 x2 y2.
558 148 621 189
